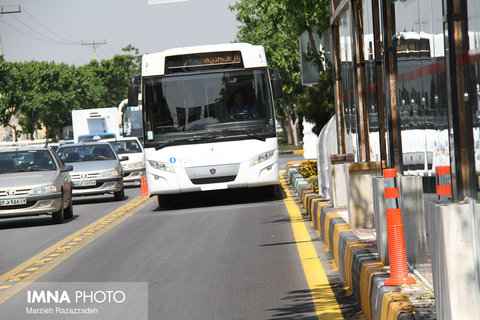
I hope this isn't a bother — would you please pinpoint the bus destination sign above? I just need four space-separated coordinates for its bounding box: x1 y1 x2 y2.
165 51 244 74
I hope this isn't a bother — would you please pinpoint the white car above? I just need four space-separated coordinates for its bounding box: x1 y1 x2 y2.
57 142 127 201
106 137 145 185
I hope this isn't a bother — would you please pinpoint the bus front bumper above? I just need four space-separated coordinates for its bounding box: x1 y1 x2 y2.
146 160 279 195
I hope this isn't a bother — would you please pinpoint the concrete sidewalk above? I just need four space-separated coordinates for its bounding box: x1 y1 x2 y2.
286 161 436 320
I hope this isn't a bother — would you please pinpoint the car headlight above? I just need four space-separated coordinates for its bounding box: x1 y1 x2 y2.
148 160 175 173
122 161 143 169
98 170 120 178
251 150 275 166
30 185 57 195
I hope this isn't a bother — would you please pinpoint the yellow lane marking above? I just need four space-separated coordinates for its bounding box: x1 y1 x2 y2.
0 195 155 304
280 173 344 319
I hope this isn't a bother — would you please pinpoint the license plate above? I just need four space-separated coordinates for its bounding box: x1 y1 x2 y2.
73 180 96 187
0 198 27 206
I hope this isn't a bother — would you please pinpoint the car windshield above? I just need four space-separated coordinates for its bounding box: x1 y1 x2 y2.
108 140 142 154
57 145 116 162
0 150 56 174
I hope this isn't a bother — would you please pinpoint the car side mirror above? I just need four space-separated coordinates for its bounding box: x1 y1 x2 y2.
120 156 129 161
63 165 73 172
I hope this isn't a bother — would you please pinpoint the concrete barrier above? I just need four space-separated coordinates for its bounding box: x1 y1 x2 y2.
286 163 436 320
427 200 480 320
347 162 383 229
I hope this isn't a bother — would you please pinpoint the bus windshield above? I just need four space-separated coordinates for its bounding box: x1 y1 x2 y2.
143 68 276 148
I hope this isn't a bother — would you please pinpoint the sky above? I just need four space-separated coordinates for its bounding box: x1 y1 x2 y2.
0 0 240 66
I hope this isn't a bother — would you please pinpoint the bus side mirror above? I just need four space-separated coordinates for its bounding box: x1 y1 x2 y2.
128 74 140 106
128 84 139 106
269 68 283 99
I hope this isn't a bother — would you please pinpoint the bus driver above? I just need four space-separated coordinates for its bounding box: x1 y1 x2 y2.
228 90 259 120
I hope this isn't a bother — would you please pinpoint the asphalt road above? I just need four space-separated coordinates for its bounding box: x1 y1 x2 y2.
0 152 356 320
278 151 305 169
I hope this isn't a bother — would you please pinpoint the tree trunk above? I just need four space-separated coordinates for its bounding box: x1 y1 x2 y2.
6 124 18 142
282 103 301 146
282 118 294 145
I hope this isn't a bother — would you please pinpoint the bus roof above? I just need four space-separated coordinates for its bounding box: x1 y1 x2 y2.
142 43 267 77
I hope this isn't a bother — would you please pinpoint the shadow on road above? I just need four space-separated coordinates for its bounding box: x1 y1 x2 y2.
267 289 318 320
153 185 285 211
0 215 79 230
267 285 363 320
72 195 130 206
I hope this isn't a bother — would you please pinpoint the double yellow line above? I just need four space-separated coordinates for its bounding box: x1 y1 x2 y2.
1 176 345 320
0 195 155 304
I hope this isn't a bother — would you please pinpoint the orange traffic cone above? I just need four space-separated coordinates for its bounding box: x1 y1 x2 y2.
139 175 149 196
383 168 416 286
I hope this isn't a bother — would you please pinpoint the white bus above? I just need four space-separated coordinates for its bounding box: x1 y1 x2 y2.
128 43 283 206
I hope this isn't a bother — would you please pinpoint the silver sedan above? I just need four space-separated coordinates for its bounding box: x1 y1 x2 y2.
0 146 73 223
57 142 126 201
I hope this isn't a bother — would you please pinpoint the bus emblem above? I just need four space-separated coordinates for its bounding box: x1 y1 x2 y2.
210 169 216 175
170 157 176 164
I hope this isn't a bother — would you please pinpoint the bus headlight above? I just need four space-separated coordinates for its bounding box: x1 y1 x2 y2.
251 150 275 166
148 160 175 173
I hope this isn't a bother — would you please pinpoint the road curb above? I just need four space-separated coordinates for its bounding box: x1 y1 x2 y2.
285 161 436 320
279 150 304 155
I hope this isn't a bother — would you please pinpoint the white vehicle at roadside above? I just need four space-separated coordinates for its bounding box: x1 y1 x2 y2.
105 137 145 184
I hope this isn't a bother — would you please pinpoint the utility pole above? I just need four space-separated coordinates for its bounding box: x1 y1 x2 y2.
81 40 106 61
0 6 22 55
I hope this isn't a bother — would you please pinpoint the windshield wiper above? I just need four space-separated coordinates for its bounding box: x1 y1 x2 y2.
152 130 271 150
154 134 221 150
222 129 268 142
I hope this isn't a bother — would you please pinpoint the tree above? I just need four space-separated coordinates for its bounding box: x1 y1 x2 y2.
35 63 79 140
296 67 335 134
0 56 22 141
0 45 142 142
230 0 333 144
80 46 141 110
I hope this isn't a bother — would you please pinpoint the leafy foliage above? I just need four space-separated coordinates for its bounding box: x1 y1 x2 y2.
0 45 141 140
295 65 335 134
230 0 333 139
